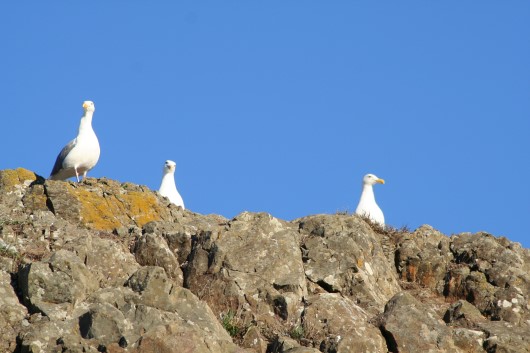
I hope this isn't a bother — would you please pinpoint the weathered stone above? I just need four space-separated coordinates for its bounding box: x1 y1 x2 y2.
479 321 530 353
395 225 453 294
133 231 183 285
18 249 99 320
302 293 387 353
1 168 530 352
270 336 302 352
18 313 99 353
126 266 230 340
444 299 486 328
241 325 268 353
451 328 486 353
142 216 226 265
298 214 401 313
0 270 28 352
44 177 176 231
132 322 251 353
0 168 41 204
380 292 459 353
64 233 140 287
79 302 129 346
450 232 530 322
186 212 307 325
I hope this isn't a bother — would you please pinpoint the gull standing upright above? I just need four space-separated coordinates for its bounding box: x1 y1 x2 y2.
355 173 385 226
159 160 185 209
49 101 100 182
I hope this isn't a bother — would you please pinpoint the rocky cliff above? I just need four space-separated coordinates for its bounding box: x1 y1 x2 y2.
0 168 528 353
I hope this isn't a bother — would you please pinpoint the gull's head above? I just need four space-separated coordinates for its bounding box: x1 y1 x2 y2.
363 173 385 186
82 101 95 113
163 160 176 174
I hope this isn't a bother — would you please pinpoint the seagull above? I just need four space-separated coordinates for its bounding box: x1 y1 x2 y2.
49 101 100 182
159 160 185 209
355 173 385 226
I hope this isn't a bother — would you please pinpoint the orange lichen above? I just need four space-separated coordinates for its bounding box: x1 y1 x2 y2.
76 186 122 230
74 185 167 230
119 191 165 226
357 257 364 268
0 168 39 192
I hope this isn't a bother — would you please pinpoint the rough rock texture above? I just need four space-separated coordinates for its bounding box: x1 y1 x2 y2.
0 168 529 353
298 215 401 314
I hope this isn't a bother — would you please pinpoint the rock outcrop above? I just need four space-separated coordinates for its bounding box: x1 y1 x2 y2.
0 168 529 353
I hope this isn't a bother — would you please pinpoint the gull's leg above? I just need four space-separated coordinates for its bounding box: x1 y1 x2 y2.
82 170 88 181
74 167 80 182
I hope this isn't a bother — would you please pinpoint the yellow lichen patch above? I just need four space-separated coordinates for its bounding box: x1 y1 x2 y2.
73 185 167 231
0 168 38 192
119 191 166 227
75 186 123 230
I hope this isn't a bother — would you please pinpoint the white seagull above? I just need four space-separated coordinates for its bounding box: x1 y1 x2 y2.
355 173 385 226
49 101 100 182
159 160 185 209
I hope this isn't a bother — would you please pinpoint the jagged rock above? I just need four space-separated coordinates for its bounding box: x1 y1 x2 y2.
132 322 252 353
379 291 460 353
479 321 530 353
0 168 42 205
18 313 100 353
44 178 177 230
443 300 489 352
270 336 304 352
395 225 453 293
63 232 140 288
444 299 487 328
18 249 99 320
1 168 530 352
451 328 486 353
133 231 183 285
302 293 387 353
126 266 230 340
186 212 307 326
241 326 268 353
79 302 129 346
0 270 28 352
298 214 401 313
450 232 530 324
142 215 226 265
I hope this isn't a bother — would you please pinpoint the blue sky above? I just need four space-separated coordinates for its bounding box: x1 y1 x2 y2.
1 2 529 247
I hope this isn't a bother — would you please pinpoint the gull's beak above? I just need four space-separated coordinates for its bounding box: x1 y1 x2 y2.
376 178 385 184
82 102 89 109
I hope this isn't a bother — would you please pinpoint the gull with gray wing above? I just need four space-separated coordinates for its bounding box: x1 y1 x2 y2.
49 101 100 182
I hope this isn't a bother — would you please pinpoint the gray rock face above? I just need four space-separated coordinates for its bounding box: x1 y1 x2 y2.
298 214 401 313
18 249 99 320
395 225 453 294
449 232 530 324
379 292 459 353
0 270 28 352
186 212 307 326
1 168 529 353
302 293 387 353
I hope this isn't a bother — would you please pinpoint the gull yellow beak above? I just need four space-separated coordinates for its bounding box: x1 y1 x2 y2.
377 178 385 184
82 102 89 109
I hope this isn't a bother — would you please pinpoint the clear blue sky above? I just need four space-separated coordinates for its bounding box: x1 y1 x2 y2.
1 2 529 247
